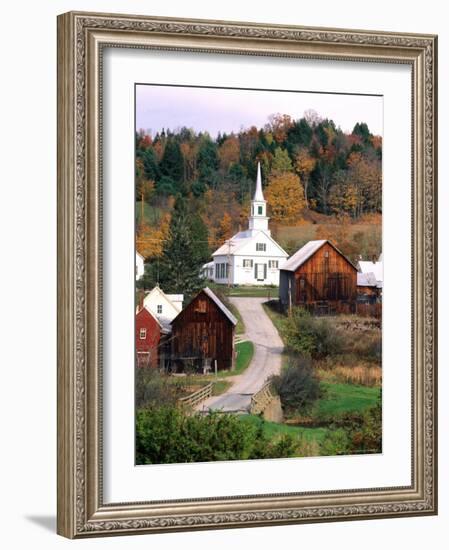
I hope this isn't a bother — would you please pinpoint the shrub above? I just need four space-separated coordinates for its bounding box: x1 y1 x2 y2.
282 308 343 359
135 368 183 409
136 406 300 464
319 400 382 455
270 355 321 413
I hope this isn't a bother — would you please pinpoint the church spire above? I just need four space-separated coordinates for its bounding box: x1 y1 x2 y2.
248 161 270 236
254 162 264 201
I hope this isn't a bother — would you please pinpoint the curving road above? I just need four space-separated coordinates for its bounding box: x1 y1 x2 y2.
197 297 284 413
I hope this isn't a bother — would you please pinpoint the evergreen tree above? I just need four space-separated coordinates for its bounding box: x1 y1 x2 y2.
141 147 160 181
189 212 210 264
158 196 204 299
159 139 184 185
197 136 219 185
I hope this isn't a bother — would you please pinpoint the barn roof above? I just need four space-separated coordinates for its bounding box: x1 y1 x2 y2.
202 287 238 325
171 287 237 326
281 240 357 272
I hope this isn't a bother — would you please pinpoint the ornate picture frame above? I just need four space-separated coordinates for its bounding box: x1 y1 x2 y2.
57 11 437 538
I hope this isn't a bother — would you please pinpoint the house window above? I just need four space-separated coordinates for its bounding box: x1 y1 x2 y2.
258 205 263 215
243 259 253 268
269 260 279 269
215 263 229 279
139 328 147 339
157 304 163 314
256 243 266 252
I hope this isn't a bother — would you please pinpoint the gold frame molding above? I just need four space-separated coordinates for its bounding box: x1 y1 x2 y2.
57 11 438 538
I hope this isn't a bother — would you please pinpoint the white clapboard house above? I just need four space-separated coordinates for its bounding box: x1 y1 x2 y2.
143 286 184 332
207 162 288 286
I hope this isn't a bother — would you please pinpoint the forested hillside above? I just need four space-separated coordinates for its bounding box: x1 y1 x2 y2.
135 112 382 271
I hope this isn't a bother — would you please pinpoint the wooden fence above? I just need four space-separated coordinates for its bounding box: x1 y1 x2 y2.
250 382 275 415
178 382 213 409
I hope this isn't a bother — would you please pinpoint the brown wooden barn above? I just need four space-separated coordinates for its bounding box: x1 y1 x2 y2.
279 240 357 314
170 287 237 372
135 307 162 368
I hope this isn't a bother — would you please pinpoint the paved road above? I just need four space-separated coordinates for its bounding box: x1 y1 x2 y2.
197 297 284 413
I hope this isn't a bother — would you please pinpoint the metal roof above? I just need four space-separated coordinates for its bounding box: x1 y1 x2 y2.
281 240 327 272
357 272 378 287
358 260 383 283
202 287 238 326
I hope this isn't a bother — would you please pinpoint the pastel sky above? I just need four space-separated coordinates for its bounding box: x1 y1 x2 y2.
136 84 383 138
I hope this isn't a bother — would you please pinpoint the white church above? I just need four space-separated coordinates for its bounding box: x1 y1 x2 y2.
204 162 288 286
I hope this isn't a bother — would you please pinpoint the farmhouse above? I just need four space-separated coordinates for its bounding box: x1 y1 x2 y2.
170 287 237 372
207 162 288 286
279 240 358 314
143 285 183 332
135 307 162 368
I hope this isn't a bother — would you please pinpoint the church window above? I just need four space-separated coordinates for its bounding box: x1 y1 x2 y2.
256 243 266 252
258 206 263 215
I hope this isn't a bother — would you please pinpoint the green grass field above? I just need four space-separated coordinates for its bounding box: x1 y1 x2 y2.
315 382 380 419
209 282 278 299
226 300 245 334
234 341 254 375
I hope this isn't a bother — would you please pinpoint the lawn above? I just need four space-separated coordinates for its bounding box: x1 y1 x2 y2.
314 382 380 419
206 340 254 378
226 300 245 334
234 341 254 375
209 282 278 299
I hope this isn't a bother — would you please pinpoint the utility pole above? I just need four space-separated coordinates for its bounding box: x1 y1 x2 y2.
227 239 231 289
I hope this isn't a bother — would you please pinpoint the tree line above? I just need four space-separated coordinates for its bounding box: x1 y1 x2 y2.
136 111 381 223
135 112 382 295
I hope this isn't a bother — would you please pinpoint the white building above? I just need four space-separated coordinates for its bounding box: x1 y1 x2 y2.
143 286 184 332
208 162 288 286
135 251 145 281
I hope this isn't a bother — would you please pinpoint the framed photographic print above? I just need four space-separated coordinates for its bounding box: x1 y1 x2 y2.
57 11 438 538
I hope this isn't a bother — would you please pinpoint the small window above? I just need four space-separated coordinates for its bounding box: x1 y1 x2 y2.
139 328 147 339
243 259 253 268
324 250 329 258
195 299 207 313
269 260 279 269
157 304 163 314
256 243 266 252
257 205 263 215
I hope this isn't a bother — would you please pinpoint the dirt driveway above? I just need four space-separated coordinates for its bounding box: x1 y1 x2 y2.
197 297 283 413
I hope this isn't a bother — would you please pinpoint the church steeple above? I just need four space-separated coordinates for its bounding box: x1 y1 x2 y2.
248 162 270 236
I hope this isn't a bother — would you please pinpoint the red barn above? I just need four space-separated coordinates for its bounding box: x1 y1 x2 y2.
279 240 357 314
135 307 162 368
